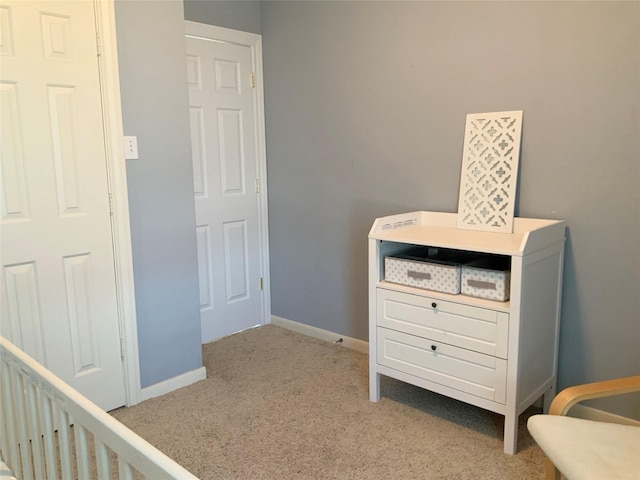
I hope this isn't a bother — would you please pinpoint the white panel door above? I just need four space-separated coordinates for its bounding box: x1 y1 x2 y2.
186 35 263 343
0 0 126 411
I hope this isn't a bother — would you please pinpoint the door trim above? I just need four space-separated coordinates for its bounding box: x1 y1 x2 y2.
95 0 141 406
185 21 272 333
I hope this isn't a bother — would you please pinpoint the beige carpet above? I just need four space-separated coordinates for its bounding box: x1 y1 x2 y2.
111 325 546 479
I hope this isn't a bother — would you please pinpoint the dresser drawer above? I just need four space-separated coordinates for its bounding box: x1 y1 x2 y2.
377 327 507 404
377 288 508 358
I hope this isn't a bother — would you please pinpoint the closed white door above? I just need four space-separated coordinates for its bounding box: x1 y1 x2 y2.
186 33 263 343
0 0 126 411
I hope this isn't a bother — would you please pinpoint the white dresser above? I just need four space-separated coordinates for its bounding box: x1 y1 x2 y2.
368 211 566 454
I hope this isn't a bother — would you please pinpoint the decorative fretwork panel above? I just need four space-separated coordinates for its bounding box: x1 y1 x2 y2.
457 111 523 233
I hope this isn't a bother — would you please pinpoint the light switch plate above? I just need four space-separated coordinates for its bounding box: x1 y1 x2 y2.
123 136 138 160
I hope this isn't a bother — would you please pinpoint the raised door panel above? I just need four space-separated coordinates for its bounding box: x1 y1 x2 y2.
218 109 245 195
189 107 207 198
223 220 249 302
0 82 28 222
2 262 44 363
48 85 83 215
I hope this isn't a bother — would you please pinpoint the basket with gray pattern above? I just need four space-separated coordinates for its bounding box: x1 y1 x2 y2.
384 247 479 295
461 256 511 301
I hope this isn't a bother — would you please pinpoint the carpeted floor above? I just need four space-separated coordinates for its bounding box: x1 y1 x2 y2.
111 325 546 479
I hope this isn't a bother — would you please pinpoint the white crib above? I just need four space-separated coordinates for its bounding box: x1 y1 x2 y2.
0 336 199 480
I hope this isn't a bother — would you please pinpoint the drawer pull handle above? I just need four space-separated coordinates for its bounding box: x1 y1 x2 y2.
431 302 437 308
431 345 437 351
467 279 497 290
408 270 431 280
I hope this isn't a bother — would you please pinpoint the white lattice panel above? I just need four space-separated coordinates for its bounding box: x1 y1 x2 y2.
457 111 523 233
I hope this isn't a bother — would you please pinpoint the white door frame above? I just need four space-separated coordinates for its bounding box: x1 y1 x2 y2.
185 21 272 332
95 0 141 406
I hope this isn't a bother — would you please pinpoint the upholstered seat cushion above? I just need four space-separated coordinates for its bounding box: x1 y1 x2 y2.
527 414 640 480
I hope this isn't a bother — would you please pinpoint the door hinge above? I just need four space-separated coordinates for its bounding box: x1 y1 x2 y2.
108 193 114 215
96 32 102 57
119 337 125 359
255 179 260 194
250 73 256 89
259 277 264 290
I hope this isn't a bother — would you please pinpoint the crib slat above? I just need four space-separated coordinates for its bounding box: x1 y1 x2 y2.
2 337 199 480
25 381 46 480
0 361 21 475
40 394 59 480
12 372 34 480
94 438 112 480
118 457 136 480
74 424 91 480
0 364 11 461
56 407 74 480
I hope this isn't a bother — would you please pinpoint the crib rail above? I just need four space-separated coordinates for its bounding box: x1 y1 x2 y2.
0 336 199 480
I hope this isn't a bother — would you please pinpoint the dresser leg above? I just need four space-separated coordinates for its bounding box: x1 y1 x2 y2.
369 371 380 402
503 412 518 454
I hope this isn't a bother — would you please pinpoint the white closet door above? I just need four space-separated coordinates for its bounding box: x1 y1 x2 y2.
186 33 263 342
0 0 126 411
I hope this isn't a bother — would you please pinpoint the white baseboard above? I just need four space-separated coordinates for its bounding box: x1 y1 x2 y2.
570 404 640 426
271 315 368 354
139 366 207 402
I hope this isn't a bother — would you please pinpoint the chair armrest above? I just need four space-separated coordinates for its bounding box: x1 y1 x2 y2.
549 375 640 416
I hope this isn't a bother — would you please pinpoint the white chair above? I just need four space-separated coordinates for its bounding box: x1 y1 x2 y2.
527 375 640 480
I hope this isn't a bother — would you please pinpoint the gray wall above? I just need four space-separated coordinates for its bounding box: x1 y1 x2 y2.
261 2 639 417
114 0 638 416
184 0 261 33
115 0 202 388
